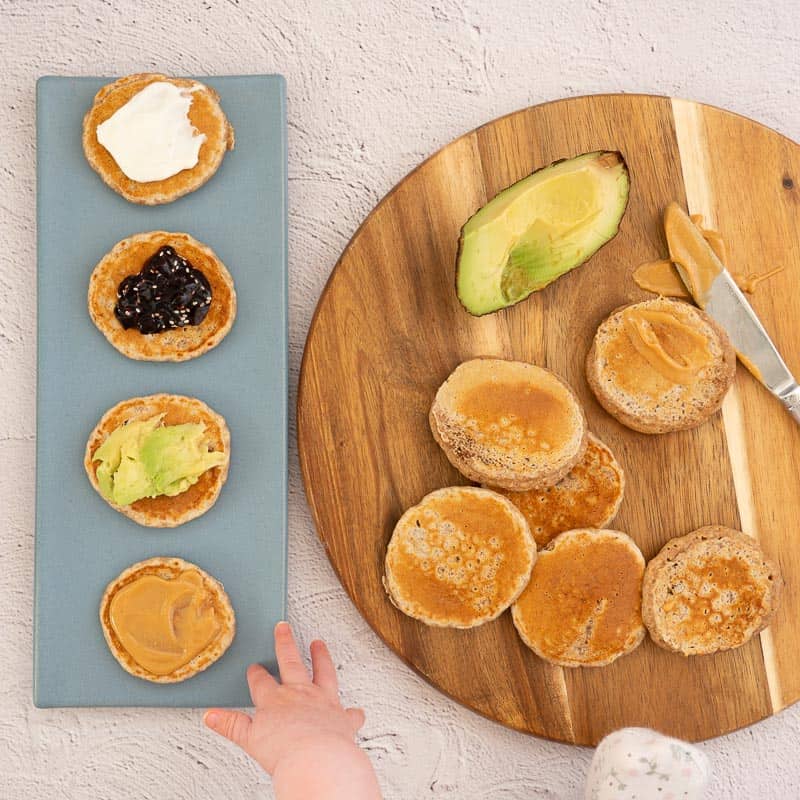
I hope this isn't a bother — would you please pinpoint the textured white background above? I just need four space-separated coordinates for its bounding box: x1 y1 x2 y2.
2 1 800 797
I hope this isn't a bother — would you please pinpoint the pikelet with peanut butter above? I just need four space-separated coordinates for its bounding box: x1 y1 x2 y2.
100 557 235 683
586 297 736 434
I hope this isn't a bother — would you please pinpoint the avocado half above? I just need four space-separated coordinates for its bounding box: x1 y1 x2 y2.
456 151 629 315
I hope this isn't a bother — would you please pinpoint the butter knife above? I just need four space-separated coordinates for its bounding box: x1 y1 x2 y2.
664 202 800 425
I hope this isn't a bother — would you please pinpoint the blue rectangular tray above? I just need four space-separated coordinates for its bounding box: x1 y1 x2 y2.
34 75 287 707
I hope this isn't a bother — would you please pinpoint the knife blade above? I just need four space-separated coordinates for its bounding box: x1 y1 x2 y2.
664 202 800 424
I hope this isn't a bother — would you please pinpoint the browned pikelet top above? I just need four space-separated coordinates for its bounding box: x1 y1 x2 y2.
662 553 766 649
491 435 623 547
385 488 534 627
513 530 643 664
455 380 572 456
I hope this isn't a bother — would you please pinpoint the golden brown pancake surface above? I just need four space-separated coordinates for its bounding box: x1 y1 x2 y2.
430 358 587 491
83 73 234 205
383 487 535 628
512 528 645 666
456 378 573 454
88 231 236 362
642 526 783 656
488 433 624 548
100 557 235 683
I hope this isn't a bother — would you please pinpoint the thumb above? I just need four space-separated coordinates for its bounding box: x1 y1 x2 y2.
345 706 366 734
204 708 252 749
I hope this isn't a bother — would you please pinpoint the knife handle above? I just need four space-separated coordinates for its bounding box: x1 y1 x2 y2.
780 383 800 426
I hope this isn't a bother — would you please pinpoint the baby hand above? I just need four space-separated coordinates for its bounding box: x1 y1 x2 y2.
204 622 382 799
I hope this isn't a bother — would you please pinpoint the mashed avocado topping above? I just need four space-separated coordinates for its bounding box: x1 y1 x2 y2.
93 414 225 506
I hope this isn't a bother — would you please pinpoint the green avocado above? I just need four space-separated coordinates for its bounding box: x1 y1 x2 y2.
456 151 630 315
92 415 226 506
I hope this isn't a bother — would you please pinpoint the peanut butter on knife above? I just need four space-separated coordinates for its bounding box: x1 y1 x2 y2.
633 212 783 299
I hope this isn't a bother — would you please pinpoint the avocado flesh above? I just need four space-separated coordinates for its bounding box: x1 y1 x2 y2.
457 151 629 315
94 415 161 505
139 423 225 497
92 415 226 506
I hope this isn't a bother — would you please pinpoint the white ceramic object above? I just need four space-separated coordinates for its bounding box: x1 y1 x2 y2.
586 727 711 800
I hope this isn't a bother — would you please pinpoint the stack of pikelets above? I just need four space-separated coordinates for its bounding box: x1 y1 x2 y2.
383 353 782 667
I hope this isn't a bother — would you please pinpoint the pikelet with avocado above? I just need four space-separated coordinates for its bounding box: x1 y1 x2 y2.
85 394 230 527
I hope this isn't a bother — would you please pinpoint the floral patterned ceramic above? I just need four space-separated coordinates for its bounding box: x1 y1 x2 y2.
585 727 711 800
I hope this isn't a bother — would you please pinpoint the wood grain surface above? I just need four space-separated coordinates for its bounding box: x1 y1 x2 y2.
297 94 800 744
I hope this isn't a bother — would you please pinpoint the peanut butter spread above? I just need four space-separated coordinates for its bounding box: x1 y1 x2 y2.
622 308 712 385
735 265 785 293
604 305 713 395
737 352 764 383
633 259 782 299
109 569 222 675
663 203 723 306
634 207 782 299
632 259 689 297
457 381 571 454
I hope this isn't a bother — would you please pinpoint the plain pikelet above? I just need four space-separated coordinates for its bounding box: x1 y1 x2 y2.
642 525 783 656
487 432 625 548
83 73 234 205
383 486 536 629
429 358 588 491
511 528 646 667
84 394 230 528
88 231 236 362
586 297 736 434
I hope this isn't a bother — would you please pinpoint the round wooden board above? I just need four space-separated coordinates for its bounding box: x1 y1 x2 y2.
297 94 800 744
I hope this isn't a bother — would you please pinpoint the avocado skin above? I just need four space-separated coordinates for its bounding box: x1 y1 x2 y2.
455 151 630 316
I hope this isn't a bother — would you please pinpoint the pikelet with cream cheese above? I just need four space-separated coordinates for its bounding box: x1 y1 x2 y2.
83 73 234 204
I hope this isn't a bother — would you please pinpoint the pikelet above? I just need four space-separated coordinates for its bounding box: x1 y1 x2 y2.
586 297 736 434
83 73 234 205
383 486 535 628
512 528 646 667
643 526 782 656
88 231 236 362
430 358 587 491
84 394 230 528
100 557 235 683
487 432 624 548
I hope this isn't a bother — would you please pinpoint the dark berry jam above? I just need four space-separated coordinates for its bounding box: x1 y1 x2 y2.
114 246 212 334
